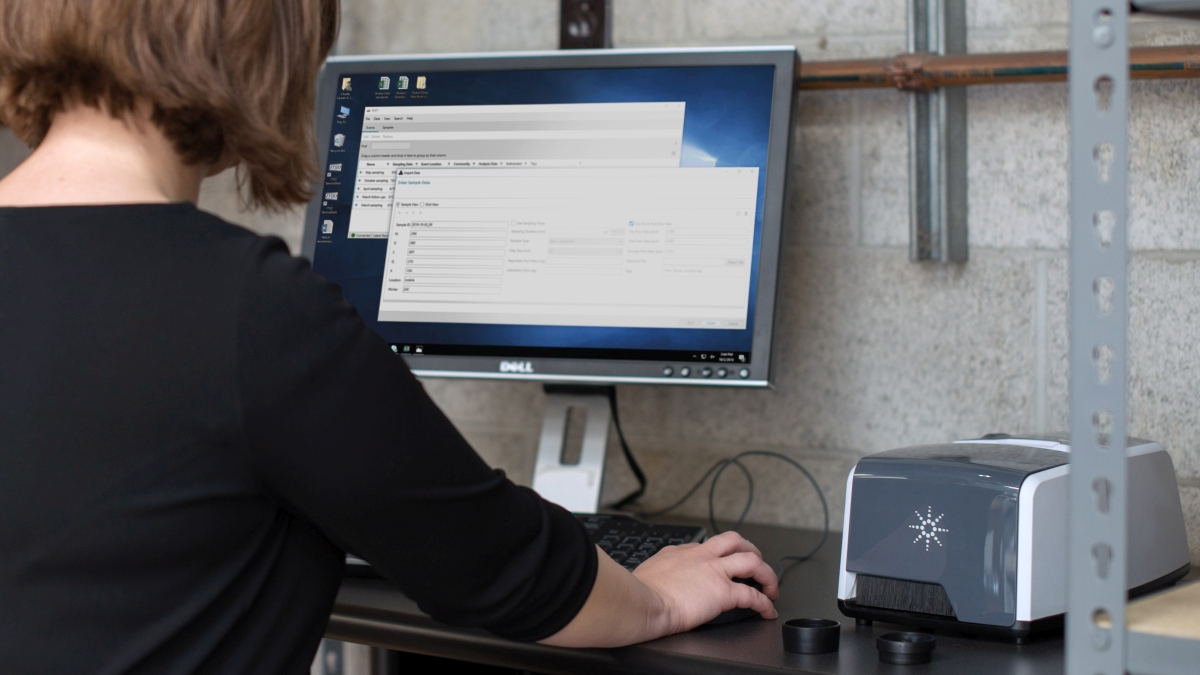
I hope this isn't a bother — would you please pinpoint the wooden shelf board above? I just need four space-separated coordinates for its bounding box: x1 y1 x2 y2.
1128 581 1200 640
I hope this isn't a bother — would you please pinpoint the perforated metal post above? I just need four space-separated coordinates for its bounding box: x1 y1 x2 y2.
1066 2 1129 675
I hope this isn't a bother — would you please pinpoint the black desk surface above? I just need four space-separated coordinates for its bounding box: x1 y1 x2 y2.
328 520 1080 675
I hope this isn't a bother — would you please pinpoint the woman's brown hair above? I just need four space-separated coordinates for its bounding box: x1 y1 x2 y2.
0 0 340 210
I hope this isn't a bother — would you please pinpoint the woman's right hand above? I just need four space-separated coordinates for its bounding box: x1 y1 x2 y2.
632 531 779 634
539 531 778 648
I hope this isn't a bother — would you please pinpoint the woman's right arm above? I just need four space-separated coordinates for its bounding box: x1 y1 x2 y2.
234 236 777 646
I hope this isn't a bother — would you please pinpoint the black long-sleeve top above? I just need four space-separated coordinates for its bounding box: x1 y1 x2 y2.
0 203 597 675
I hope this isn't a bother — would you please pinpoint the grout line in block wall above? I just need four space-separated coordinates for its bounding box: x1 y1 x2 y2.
614 33 905 54
616 25 1073 49
1034 257 1049 434
615 26 1080 57
787 243 1200 260
1131 249 1200 261
640 442 864 464
671 0 687 42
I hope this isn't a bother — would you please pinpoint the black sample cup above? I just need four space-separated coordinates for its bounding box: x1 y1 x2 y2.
876 632 936 665
782 618 841 654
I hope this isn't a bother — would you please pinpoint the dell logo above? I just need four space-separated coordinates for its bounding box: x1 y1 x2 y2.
499 361 534 373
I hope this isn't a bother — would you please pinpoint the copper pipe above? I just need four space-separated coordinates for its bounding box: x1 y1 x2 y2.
798 45 1200 92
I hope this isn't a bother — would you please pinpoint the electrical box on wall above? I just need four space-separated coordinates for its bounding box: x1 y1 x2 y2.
560 0 611 49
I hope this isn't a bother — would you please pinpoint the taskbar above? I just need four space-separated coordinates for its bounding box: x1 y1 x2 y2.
389 343 752 364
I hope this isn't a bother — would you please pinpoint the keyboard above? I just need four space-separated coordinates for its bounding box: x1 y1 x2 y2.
344 513 705 579
576 513 705 571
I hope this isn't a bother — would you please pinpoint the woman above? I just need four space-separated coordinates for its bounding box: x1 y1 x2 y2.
0 1 778 673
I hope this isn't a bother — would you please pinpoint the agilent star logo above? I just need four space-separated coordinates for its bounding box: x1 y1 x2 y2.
909 506 949 551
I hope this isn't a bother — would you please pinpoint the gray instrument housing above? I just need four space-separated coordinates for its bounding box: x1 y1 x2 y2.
837 436 1190 638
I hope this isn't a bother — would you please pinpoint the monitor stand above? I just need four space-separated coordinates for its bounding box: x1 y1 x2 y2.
531 385 612 514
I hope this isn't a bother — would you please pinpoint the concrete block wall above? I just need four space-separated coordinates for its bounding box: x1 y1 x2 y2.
329 0 1200 564
0 126 30 176
2 1 1197 565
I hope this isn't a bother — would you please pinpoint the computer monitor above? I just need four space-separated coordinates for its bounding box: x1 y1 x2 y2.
302 47 797 390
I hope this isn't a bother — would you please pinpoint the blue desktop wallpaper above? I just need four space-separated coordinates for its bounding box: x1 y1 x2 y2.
313 65 776 358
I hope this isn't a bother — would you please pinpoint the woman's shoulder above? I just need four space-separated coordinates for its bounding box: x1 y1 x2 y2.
185 204 285 250
0 201 277 255
122 203 299 278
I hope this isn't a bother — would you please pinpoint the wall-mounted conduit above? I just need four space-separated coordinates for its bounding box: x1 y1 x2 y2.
797 45 1200 91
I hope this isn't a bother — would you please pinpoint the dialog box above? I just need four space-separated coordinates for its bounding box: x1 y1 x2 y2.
376 167 759 331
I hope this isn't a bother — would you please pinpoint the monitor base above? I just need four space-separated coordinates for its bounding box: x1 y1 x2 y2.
531 385 613 513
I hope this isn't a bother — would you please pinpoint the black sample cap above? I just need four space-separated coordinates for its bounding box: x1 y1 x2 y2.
876 632 936 665
782 618 841 654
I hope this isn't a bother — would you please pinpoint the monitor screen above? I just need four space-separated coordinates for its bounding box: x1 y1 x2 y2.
303 48 796 386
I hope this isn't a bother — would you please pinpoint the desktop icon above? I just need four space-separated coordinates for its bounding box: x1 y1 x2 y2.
341 77 352 92
396 75 409 90
378 76 390 90
416 76 427 90
333 134 345 147
338 106 350 119
324 192 338 201
328 163 342 172
322 220 334 234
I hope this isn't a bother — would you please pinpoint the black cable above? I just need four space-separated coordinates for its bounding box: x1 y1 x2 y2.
628 449 830 575
637 458 752 519
705 451 830 562
594 388 829 574
707 458 755 537
605 387 648 510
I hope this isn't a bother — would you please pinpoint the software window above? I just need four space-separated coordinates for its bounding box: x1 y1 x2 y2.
348 102 687 238
375 167 759 330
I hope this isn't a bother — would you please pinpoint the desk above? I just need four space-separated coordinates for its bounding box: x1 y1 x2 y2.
328 521 1075 674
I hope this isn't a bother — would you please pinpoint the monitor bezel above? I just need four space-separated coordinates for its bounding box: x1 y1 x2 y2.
302 46 798 388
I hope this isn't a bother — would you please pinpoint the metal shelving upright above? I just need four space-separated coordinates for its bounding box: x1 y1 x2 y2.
1068 3 1200 675
1065 2 1130 674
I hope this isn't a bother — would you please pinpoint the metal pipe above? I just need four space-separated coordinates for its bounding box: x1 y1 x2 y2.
797 45 1200 91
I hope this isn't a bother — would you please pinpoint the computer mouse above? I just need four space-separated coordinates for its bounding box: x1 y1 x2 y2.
704 578 764 626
